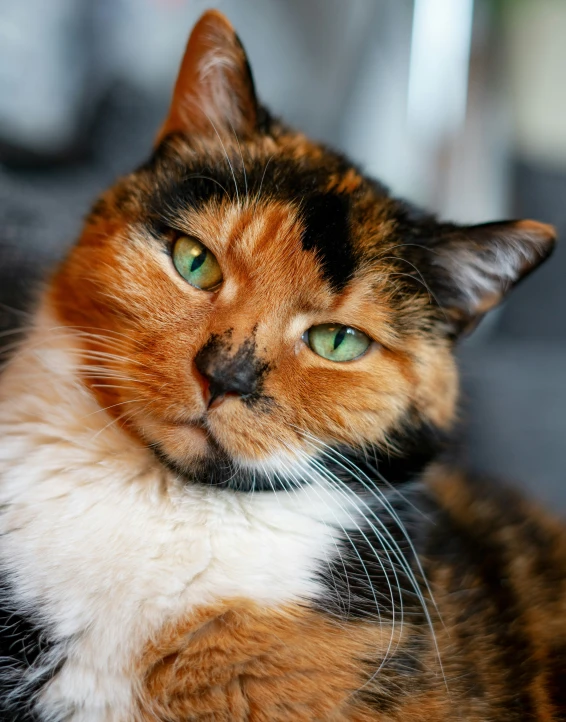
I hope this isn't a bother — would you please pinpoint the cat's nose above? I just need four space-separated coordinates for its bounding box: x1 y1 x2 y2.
194 342 259 409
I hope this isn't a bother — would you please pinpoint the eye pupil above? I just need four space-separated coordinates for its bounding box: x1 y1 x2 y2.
190 249 207 272
333 326 347 350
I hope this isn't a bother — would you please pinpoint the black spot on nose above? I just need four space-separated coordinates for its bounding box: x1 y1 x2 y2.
194 333 270 406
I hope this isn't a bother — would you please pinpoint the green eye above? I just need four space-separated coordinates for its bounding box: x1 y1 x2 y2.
307 324 371 362
172 235 223 290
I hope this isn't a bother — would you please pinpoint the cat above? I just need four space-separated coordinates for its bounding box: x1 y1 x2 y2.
0 8 565 721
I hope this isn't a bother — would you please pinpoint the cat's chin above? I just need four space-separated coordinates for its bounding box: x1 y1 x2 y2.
135 417 298 492
152 439 302 493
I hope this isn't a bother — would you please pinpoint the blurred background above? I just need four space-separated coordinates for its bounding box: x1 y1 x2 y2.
0 0 564 506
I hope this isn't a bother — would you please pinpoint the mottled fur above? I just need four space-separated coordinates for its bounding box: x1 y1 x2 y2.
0 9 564 722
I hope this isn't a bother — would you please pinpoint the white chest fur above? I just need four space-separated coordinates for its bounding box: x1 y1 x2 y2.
0 312 361 721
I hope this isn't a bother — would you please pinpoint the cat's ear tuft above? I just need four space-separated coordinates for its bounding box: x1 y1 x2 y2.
156 10 259 143
424 219 556 336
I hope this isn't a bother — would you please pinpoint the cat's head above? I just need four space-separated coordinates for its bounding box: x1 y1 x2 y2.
49 10 555 490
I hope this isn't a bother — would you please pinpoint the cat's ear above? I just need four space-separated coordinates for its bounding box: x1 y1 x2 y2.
156 10 259 143
422 220 556 336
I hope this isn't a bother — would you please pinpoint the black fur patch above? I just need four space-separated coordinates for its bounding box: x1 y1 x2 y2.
546 643 566 714
301 192 355 291
314 485 432 621
324 418 448 492
0 574 61 721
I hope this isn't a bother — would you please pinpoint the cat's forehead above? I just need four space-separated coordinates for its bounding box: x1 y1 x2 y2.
142 133 397 294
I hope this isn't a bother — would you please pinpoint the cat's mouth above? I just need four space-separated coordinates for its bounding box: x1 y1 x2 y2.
139 412 290 491
152 427 295 492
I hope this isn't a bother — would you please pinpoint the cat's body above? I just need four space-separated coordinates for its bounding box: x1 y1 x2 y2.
0 10 564 721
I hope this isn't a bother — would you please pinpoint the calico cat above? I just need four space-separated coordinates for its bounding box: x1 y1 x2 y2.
0 8 565 721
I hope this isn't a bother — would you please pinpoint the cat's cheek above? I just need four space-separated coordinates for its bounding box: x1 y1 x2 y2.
405 338 459 430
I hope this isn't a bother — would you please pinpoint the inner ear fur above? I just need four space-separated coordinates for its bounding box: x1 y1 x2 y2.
156 9 259 144
413 219 556 336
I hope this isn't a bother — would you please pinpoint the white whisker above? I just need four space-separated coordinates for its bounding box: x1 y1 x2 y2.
202 110 240 205
293 429 447 691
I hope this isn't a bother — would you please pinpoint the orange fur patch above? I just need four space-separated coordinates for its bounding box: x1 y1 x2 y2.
136 600 395 721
